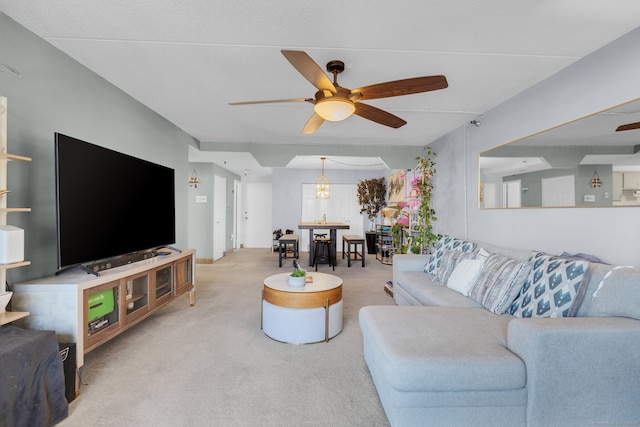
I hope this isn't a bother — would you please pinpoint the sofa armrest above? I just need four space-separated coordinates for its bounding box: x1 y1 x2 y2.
507 317 640 427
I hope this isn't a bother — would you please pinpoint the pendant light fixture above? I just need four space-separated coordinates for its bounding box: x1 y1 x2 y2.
315 157 331 199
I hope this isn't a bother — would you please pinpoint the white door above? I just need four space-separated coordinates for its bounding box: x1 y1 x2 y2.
542 175 575 207
300 183 362 252
483 182 499 208
502 180 521 208
233 179 241 250
213 175 226 260
243 182 273 248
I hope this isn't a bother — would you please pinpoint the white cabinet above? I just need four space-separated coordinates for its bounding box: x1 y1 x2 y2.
622 172 640 189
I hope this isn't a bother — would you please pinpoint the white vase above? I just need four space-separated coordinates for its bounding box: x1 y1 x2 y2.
288 276 306 287
0 291 13 313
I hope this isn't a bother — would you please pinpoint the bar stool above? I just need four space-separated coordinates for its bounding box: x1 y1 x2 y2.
312 235 335 271
278 234 299 267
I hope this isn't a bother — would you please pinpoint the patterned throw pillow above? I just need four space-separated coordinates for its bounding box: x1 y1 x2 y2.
508 252 590 318
468 253 533 314
423 235 477 276
435 250 477 284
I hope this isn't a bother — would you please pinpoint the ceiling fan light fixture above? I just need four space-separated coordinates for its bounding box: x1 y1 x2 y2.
314 97 355 122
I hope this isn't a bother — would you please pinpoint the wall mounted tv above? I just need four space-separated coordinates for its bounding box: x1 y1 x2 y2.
55 133 176 274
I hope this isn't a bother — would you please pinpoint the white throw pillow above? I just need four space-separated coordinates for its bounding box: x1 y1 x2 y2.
447 258 484 296
477 247 491 261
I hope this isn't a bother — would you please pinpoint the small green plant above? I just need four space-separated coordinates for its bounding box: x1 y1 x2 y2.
290 269 307 277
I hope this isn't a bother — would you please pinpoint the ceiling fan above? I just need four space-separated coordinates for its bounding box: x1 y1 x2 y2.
229 50 448 134
616 121 640 132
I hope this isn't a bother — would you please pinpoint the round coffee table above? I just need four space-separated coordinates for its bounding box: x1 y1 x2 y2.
262 272 343 344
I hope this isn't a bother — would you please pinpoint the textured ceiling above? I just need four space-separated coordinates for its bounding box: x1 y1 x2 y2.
1 1 639 176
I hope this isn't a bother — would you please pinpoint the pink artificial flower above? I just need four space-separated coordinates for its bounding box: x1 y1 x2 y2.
397 217 409 226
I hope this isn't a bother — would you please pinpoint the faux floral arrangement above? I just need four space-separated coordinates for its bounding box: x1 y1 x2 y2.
381 207 397 223
357 178 386 230
382 203 409 251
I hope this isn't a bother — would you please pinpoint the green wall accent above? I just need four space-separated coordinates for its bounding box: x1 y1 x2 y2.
1 14 197 284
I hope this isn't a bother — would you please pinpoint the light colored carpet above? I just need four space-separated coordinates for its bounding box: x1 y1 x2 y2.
59 248 395 427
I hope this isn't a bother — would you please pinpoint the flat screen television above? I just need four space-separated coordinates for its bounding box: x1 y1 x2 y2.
55 133 176 273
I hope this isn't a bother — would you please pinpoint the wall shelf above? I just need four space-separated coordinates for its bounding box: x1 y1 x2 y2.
0 260 31 271
0 152 32 162
1 96 30 323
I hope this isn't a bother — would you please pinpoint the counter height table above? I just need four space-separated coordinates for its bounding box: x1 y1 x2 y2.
298 222 350 267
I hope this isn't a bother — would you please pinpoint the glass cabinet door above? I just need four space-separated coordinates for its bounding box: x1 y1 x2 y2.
123 273 149 324
152 265 173 307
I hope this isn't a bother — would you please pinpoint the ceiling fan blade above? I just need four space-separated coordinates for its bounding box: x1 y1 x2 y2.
353 75 448 100
229 98 313 106
354 103 407 128
616 121 640 132
281 50 337 93
302 113 325 134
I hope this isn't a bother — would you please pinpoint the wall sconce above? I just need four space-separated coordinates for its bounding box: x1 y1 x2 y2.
315 157 331 199
188 169 200 189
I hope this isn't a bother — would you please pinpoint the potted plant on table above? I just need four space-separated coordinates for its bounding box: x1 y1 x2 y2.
357 177 387 254
357 178 386 231
289 268 307 287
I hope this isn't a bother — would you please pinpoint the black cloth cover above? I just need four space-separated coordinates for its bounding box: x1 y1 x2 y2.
0 325 68 426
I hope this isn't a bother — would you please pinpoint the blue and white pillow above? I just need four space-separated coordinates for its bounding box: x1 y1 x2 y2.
508 252 590 318
423 235 477 276
435 249 477 284
468 253 533 314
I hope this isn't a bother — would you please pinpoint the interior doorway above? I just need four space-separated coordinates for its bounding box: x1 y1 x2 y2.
542 175 575 207
213 175 226 260
502 180 522 208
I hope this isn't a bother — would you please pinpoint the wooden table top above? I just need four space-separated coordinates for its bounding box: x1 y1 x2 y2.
298 222 350 229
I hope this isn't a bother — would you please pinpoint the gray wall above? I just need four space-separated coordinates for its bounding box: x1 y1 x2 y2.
431 26 640 266
187 162 239 259
1 14 198 283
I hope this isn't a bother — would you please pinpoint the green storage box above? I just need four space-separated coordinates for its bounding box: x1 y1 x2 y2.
87 288 115 322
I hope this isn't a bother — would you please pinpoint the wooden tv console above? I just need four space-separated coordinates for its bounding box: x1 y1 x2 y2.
12 248 195 369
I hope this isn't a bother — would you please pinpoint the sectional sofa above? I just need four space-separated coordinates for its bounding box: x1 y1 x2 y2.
359 235 640 427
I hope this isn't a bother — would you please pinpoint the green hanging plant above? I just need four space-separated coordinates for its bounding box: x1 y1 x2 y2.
410 147 438 254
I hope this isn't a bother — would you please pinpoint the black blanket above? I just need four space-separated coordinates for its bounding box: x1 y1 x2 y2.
0 325 68 426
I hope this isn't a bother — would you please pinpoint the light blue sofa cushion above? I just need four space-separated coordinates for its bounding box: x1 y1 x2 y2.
359 306 525 392
588 266 640 320
395 271 483 308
